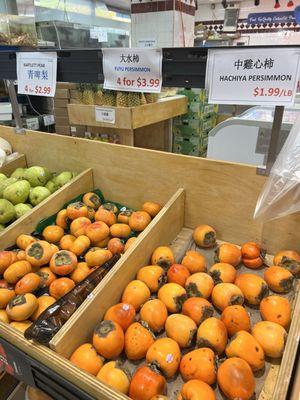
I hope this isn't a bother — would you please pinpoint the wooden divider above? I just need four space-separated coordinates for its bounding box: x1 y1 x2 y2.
0 154 26 175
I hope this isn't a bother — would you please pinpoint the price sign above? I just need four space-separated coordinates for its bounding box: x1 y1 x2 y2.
102 48 162 93
43 114 55 126
206 48 300 106
16 52 57 97
95 107 116 124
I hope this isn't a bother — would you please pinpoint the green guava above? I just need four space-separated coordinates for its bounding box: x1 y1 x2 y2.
29 186 51 206
3 180 31 205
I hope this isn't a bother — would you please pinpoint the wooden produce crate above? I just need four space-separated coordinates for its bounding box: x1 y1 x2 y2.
0 154 26 176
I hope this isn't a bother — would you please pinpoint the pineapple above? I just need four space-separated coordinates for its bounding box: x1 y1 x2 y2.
102 90 116 106
145 93 159 103
82 84 94 105
127 92 141 107
140 93 147 105
116 91 128 107
94 84 103 106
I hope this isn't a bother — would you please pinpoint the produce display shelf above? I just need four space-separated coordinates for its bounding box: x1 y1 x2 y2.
0 154 26 176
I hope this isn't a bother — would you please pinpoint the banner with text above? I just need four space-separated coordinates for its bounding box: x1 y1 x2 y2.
206 48 300 106
102 48 162 93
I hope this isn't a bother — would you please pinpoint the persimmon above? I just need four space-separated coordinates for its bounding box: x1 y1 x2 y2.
241 242 265 269
42 225 64 243
122 280 150 310
66 202 88 220
82 192 101 210
50 244 59 256
60 234 76 251
182 297 214 325
95 208 116 226
180 348 216 384
86 221 110 243
215 243 241 266
85 248 112 267
87 206 95 220
182 251 207 274
93 236 110 248
0 280 12 289
242 258 264 269
16 250 26 261
69 235 91 256
15 273 41 295
221 305 251 336
137 265 166 293
129 211 151 232
235 273 269 306
0 288 16 308
70 343 103 376
167 264 190 287
97 361 130 395
125 237 137 251
31 295 56 321
49 277 75 299
252 321 287 358
110 223 131 238
117 210 132 224
193 225 216 248
10 320 32 333
197 317 227 355
104 302 136 331
185 273 214 299
151 246 175 269
108 238 125 255
264 266 294 293
146 337 181 378
93 320 124 359
0 310 9 324
158 283 187 313
56 209 68 229
217 357 255 400
0 251 17 275
50 250 77 276
165 314 197 348
260 295 291 328
4 261 32 284
25 240 52 267
226 330 265 371
178 380 216 400
273 250 300 276
125 322 155 360
16 235 36 251
142 202 162 217
100 202 118 215
140 299 168 333
209 262 236 284
70 217 91 237
37 267 57 287
212 283 244 311
70 262 90 283
6 293 38 321
129 363 166 400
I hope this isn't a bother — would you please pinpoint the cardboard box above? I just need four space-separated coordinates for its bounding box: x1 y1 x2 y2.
54 107 69 117
55 116 69 126
55 125 71 135
55 89 70 99
54 99 69 108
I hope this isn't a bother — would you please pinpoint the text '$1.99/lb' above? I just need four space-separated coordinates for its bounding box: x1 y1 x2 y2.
253 87 293 98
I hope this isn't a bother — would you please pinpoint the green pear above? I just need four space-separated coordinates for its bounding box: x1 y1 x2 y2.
3 180 31 205
10 167 27 180
45 179 59 194
29 186 51 206
0 224 4 232
43 167 53 182
14 203 32 219
0 177 17 197
24 166 49 187
0 199 15 224
0 173 7 182
53 171 74 188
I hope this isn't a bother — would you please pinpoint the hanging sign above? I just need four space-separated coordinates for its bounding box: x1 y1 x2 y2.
102 48 162 93
247 12 295 25
206 48 300 106
16 52 57 97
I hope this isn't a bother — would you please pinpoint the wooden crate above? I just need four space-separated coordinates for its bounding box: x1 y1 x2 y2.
0 154 26 176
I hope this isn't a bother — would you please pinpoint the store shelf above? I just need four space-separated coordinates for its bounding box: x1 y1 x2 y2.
68 95 188 130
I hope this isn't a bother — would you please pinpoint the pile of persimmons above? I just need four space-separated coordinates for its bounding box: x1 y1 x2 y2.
0 191 161 332
69 224 299 400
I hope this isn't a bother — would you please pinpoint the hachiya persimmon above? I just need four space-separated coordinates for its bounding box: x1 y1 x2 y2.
264 266 295 293
212 283 244 311
10 320 32 333
252 321 287 358
97 361 130 395
70 343 103 376
129 211 151 232
146 337 181 378
110 223 132 239
125 237 137 251
56 209 68 229
50 244 59 256
197 317 228 355
93 237 110 248
185 273 214 299
85 248 112 267
241 241 265 269
16 234 36 251
273 250 300 276
124 322 154 360
165 314 197 348
37 267 57 287
4 261 32 284
95 208 117 226
129 363 166 400
158 283 187 313
93 320 124 359
49 277 75 299
151 246 175 269
70 217 92 237
16 250 26 261
235 273 269 306
108 238 125 255
42 225 64 243
25 240 53 267
178 380 216 400
86 221 110 243
0 288 16 308
215 243 241 267
226 330 265 371
137 265 166 293
142 201 162 218
50 250 77 276
0 310 10 324
217 357 255 400
221 305 251 336
193 225 216 248
182 297 214 326
209 262 236 284
100 202 119 215
31 295 56 321
140 299 168 333
0 251 17 275
104 302 136 331
182 251 207 274
60 234 76 251
66 202 88 220
6 293 38 321
15 273 41 295
259 295 291 328
82 192 101 210
70 262 91 284
121 280 150 311
180 347 216 385
167 263 190 287
117 210 132 224
69 235 91 256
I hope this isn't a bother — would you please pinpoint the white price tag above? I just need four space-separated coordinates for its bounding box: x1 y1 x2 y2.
206 48 300 106
43 114 55 126
16 52 57 97
95 107 116 124
138 39 157 48
102 48 162 93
